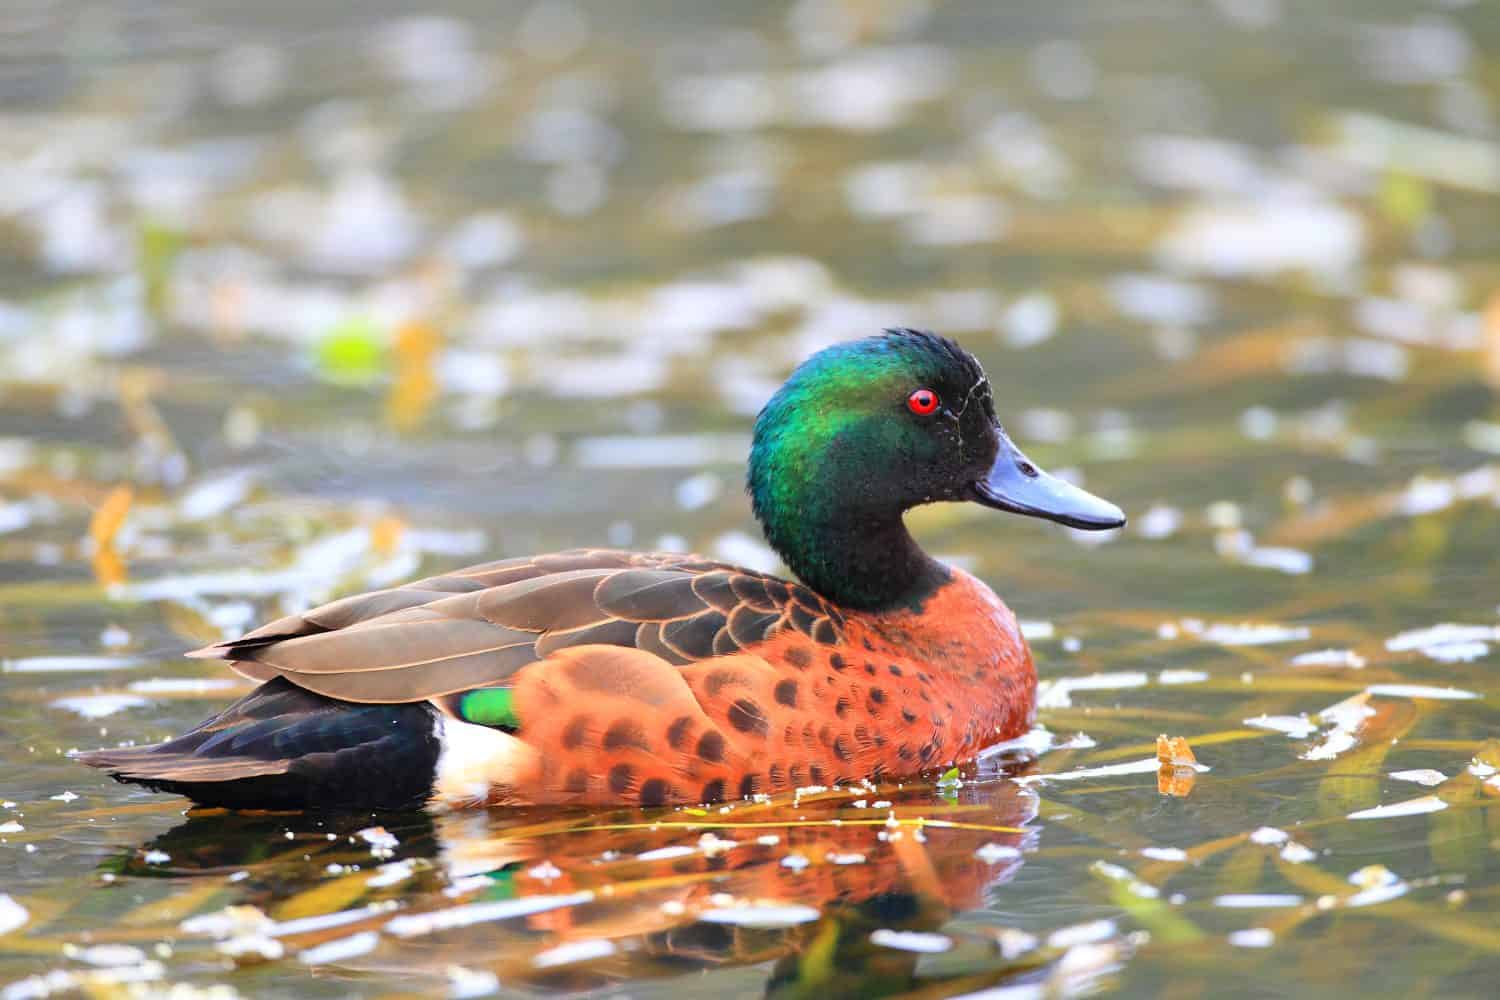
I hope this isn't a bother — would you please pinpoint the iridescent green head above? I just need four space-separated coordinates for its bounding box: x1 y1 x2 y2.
748 329 1124 610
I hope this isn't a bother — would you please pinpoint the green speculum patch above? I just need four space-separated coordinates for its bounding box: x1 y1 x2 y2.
460 688 520 731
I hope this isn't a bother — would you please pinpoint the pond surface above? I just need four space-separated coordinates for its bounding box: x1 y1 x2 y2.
2 1 1499 997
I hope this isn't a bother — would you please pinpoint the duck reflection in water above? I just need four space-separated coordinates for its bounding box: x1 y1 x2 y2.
105 763 1044 998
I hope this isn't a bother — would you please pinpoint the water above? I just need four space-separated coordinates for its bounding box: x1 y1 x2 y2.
2 1 1499 996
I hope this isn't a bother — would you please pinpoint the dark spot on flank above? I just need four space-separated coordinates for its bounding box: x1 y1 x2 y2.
812 619 839 645
945 700 955 711
863 638 875 651
901 708 918 724
887 664 903 677
705 668 746 696
639 779 670 806
739 774 760 798
565 768 589 793
562 715 591 750
700 779 726 804
819 724 835 747
696 730 726 763
784 646 812 670
783 723 797 745
788 763 805 785
769 763 785 787
608 763 634 794
604 718 648 751
829 652 847 672
835 696 850 718
728 698 769 736
834 735 854 761
774 679 798 708
864 662 877 676
870 687 886 704
809 763 826 784
920 741 939 763
666 715 694 750
897 744 915 761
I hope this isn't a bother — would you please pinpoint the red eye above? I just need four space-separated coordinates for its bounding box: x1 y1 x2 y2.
907 388 939 415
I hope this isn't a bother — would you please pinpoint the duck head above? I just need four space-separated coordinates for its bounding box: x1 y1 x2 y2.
748 329 1125 610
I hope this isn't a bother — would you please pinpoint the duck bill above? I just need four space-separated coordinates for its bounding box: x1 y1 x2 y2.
971 432 1126 531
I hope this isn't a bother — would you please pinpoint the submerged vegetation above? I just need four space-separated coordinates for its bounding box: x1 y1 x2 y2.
2 1 1500 996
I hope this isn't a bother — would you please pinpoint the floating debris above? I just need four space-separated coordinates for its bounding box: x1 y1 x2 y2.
1348 796 1448 820
869 929 953 953
1244 715 1319 739
1213 894 1304 908
1385 624 1498 663
385 893 595 938
50 694 150 719
531 938 616 969
1037 671 1149 709
1366 684 1480 701
1187 622 1312 646
0 895 27 935
297 931 379 966
697 903 821 928
1228 928 1275 948
1291 649 1366 669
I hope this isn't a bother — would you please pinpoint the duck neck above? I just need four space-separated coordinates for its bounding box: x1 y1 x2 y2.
756 504 949 613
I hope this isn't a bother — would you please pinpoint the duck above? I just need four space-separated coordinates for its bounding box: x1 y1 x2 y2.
77 329 1124 811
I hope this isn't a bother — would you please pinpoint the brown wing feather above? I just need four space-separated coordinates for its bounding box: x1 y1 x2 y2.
186 548 842 709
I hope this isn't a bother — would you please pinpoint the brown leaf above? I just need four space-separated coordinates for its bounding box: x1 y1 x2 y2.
89 485 133 549
1156 734 1197 766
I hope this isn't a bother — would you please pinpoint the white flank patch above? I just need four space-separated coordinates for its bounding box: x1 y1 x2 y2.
433 715 530 807
1389 769 1447 786
1348 795 1448 820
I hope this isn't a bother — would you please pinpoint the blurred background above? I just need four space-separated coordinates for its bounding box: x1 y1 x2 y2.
1 1 1499 997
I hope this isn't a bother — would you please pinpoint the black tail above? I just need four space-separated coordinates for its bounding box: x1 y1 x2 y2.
75 678 442 811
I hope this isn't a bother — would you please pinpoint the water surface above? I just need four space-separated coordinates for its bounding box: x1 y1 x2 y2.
2 2 1499 997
